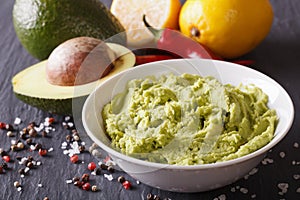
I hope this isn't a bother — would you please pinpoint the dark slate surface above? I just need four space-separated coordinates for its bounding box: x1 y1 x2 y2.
1 0 300 199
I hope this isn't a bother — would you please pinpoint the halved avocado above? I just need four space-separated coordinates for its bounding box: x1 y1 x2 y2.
12 43 136 115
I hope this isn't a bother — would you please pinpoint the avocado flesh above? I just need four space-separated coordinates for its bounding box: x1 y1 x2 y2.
13 0 126 60
12 43 136 115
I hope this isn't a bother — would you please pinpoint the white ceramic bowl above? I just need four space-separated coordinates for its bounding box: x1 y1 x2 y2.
82 59 294 193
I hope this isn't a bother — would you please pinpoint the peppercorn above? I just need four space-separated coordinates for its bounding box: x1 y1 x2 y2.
81 173 89 182
122 180 131 190
0 148 5 156
107 166 114 173
0 122 6 129
147 193 154 200
91 185 98 192
43 197 49 200
34 143 42 151
25 138 32 145
42 131 47 137
72 176 80 183
13 181 20 188
1 162 8 170
88 162 96 171
70 155 79 163
78 145 85 153
100 163 108 170
17 142 24 150
65 135 71 142
27 156 33 162
153 195 160 200
28 128 37 137
18 168 25 175
74 181 83 188
26 161 34 169
6 131 14 137
73 134 80 141
38 149 48 156
82 182 91 191
5 124 13 131
2 155 10 162
95 168 101 175
10 144 18 151
117 176 125 183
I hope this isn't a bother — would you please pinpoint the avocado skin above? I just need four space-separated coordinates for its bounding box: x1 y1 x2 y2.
14 93 87 116
13 0 126 60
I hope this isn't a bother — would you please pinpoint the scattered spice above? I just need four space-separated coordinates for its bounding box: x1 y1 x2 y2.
82 182 91 191
2 155 10 163
91 185 98 192
70 155 79 163
117 176 125 183
88 162 96 171
122 180 131 190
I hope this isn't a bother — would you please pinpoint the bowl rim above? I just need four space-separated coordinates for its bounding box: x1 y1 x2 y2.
82 58 295 170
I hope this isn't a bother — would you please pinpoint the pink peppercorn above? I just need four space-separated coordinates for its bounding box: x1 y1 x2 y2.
82 182 91 191
122 180 131 190
70 155 79 163
2 155 10 162
88 162 96 171
0 122 6 129
38 149 48 156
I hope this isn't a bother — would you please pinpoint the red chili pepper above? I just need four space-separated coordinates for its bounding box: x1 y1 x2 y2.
143 15 222 60
143 15 255 66
135 54 178 65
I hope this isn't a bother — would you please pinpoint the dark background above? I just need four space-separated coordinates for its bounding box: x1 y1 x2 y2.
0 0 300 199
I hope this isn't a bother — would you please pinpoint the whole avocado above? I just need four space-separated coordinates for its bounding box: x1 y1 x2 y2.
13 0 126 60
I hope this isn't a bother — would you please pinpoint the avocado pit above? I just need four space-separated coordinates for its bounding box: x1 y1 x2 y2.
46 37 116 86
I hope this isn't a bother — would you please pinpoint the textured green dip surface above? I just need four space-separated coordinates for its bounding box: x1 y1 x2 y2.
102 73 278 165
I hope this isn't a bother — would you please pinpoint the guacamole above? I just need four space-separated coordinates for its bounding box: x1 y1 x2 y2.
102 73 277 165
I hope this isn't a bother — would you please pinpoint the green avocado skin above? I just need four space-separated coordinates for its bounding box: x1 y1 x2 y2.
14 93 87 116
13 0 126 60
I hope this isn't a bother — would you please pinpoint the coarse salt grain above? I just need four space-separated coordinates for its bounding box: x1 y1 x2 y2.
279 152 286 158
14 117 22 125
17 187 22 192
48 147 54 152
278 183 289 195
240 188 248 194
297 188 300 193
66 180 73 184
293 174 300 180
63 150 69 155
293 142 299 148
261 158 274 165
136 180 140 185
38 183 43 187
104 174 113 181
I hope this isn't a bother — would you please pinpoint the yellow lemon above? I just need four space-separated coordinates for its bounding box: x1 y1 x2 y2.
179 0 274 59
111 0 181 47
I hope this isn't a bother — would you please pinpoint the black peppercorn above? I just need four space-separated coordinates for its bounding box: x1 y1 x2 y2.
117 176 125 184
18 168 25 175
107 166 114 173
78 145 85 153
72 176 80 183
1 162 8 170
25 138 32 145
0 149 6 157
146 193 154 200
153 195 160 200
65 135 71 142
95 168 101 175
100 163 108 170
34 143 42 151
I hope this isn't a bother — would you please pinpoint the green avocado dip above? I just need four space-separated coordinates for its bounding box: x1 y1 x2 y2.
102 73 278 165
